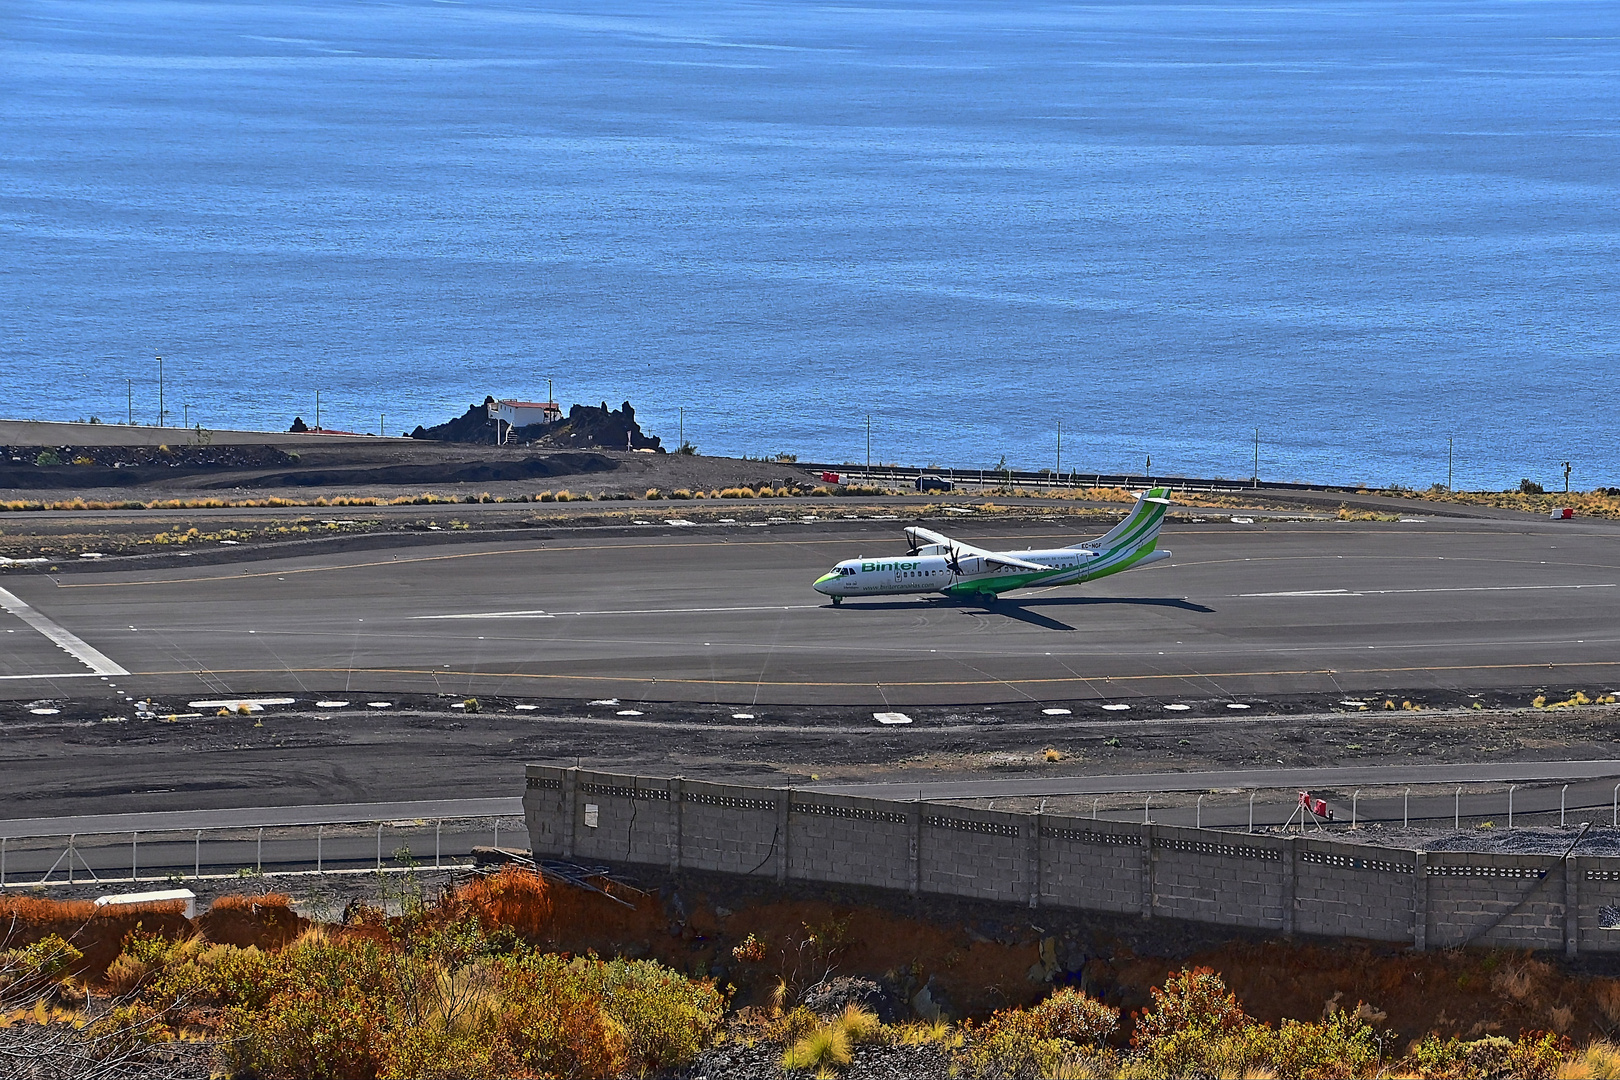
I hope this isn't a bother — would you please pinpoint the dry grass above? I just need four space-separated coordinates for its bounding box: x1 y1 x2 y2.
210 893 293 914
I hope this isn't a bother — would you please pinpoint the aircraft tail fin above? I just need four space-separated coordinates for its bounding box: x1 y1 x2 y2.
1072 487 1172 553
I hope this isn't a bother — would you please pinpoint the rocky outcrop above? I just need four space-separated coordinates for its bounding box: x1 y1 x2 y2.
410 398 663 452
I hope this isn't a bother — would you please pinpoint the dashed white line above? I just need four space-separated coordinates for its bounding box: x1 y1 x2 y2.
1239 583 1616 598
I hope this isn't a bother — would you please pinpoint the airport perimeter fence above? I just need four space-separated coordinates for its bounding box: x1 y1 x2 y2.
0 810 526 891
526 767 1620 955
800 462 1350 495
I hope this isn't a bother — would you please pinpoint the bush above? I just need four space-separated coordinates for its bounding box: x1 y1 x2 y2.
34 450 61 467
1031 987 1118 1047
1521 478 1546 495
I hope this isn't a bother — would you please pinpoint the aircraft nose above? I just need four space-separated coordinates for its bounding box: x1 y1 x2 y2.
812 572 837 594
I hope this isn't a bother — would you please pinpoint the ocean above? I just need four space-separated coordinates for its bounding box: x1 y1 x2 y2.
2 0 1616 488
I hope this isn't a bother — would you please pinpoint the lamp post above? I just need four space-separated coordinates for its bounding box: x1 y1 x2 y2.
183 403 193 429
1564 461 1573 493
315 390 321 432
1056 420 1062 478
679 406 684 450
1448 435 1454 490
156 356 164 427
1252 427 1260 488
866 415 871 474
126 379 133 426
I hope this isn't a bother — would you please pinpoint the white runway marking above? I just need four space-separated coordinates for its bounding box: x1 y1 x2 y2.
1239 583 1616 598
0 672 102 681
0 586 129 676
413 604 825 620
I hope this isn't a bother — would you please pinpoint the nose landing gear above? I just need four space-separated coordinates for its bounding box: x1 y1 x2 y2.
831 595 844 606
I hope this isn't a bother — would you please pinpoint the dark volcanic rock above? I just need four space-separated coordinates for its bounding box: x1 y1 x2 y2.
411 398 663 452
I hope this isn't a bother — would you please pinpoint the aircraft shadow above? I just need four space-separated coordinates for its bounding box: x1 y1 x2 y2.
827 595 1215 632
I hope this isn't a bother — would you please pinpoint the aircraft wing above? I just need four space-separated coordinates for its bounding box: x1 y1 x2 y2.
982 552 1052 572
904 525 992 557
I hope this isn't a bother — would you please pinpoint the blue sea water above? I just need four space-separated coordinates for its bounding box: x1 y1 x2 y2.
2 0 1616 489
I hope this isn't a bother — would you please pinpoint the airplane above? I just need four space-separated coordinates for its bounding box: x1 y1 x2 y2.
812 487 1173 606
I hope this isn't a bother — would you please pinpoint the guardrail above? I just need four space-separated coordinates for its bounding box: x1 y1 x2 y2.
0 797 524 890
797 461 1358 494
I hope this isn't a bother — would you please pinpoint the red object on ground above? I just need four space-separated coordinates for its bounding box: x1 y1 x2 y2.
821 472 841 483
1552 507 1574 519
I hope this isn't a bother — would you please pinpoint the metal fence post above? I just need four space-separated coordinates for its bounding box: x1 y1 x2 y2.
68 835 75 885
257 828 263 874
1351 791 1361 829
1404 790 1410 830
1456 787 1462 831
1 836 5 887
435 820 441 869
195 830 201 879
1562 784 1569 827
1249 791 1256 834
1196 794 1205 830
317 826 323 874
494 817 500 849
132 831 138 883
1509 785 1518 829
376 823 383 871
1143 795 1152 825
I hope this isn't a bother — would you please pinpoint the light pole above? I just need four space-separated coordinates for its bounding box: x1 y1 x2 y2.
1252 427 1259 488
866 415 871 473
126 379 132 426
1564 461 1573 493
315 390 321 432
1448 435 1454 490
156 355 164 427
380 413 385 437
679 406 684 450
1056 420 1062 478
183 403 193 429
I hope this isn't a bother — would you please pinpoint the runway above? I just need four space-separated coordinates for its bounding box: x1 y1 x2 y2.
1 514 1617 706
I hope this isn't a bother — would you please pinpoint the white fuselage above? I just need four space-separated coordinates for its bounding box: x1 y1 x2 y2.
814 547 1099 598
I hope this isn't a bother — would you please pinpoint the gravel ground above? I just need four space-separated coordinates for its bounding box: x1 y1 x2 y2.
684 1037 954 1080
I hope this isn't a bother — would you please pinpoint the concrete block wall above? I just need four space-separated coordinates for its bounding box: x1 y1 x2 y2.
1295 839 1415 942
570 771 677 866
1426 853 1565 951
1039 817 1143 915
789 792 914 892
919 806 1030 904
1151 828 1288 931
524 766 1620 954
675 779 780 877
1578 862 1620 954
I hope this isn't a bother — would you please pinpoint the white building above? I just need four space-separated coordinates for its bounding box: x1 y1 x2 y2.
489 398 561 428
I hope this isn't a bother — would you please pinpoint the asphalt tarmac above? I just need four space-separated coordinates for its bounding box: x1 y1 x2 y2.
0 514 1616 707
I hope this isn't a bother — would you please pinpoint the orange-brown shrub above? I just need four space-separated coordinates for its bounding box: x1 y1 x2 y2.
448 866 553 938
210 893 293 913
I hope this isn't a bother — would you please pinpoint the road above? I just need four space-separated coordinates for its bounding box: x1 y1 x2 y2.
0 514 1616 706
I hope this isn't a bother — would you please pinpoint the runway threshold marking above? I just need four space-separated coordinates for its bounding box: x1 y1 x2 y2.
412 604 825 620
108 657 1620 690
0 585 128 676
1240 583 1616 598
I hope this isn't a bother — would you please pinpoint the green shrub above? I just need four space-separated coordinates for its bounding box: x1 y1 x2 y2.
34 450 61 467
